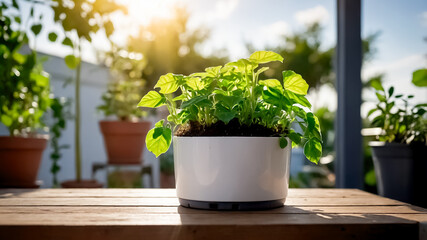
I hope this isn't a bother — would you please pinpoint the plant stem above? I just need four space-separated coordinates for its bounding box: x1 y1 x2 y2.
75 49 82 182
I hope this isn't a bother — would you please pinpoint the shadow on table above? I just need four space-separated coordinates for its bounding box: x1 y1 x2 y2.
174 205 420 239
0 188 38 198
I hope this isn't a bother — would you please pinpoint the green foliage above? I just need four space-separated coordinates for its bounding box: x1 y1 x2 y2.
50 0 126 43
364 169 376 186
249 51 284 63
138 91 166 108
48 0 126 63
64 55 80 69
48 32 58 42
0 3 51 136
279 137 288 148
98 47 147 121
314 107 335 156
145 120 172 157
368 79 427 144
282 70 309 95
30 24 42 36
3 0 125 181
139 51 323 163
1 1 70 184
154 73 181 94
48 98 70 187
412 68 427 87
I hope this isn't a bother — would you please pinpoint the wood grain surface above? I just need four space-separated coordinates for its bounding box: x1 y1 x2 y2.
0 188 425 240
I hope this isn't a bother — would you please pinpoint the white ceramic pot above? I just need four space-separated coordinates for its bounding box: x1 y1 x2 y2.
173 136 291 210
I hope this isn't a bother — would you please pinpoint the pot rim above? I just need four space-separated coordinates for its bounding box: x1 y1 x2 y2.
369 141 427 148
0 134 49 140
0 135 48 149
369 141 413 147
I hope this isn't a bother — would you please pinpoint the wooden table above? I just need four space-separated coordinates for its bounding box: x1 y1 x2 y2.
0 189 426 240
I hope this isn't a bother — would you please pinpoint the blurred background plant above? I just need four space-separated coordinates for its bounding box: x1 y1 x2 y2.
368 78 427 145
46 97 71 187
1 0 69 186
364 67 427 205
0 1 51 137
98 45 148 121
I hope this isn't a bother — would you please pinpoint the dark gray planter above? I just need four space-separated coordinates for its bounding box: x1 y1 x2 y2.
370 142 427 207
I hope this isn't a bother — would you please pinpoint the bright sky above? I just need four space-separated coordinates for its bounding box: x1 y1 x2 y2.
361 0 427 115
21 0 427 112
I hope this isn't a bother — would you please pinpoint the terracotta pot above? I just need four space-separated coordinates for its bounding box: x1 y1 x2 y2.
0 136 47 188
61 180 103 188
99 121 151 164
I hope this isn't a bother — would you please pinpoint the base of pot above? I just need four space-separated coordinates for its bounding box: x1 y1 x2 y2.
179 198 285 210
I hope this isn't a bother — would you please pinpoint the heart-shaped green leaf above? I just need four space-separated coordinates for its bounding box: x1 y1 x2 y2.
62 37 73 48
31 24 42 36
155 73 180 94
304 138 322 164
187 77 206 91
412 68 427 87
214 104 235 124
48 32 58 42
138 91 165 108
249 51 284 64
283 70 309 95
64 55 79 69
259 79 283 91
146 121 172 157
279 137 288 148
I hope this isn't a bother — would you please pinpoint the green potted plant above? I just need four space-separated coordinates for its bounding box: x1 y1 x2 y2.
367 72 427 207
138 51 322 210
98 48 151 164
0 2 64 187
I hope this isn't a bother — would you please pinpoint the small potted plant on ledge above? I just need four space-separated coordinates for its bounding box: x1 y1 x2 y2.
367 73 427 207
98 49 151 164
138 51 322 210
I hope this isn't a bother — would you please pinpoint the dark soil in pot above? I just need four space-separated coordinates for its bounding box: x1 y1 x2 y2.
175 119 287 137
